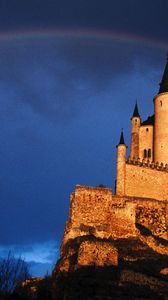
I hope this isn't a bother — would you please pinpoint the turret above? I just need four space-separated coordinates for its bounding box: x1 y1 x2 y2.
116 130 126 195
154 56 168 164
130 102 140 160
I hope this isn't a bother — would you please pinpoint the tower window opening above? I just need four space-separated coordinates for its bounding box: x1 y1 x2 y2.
144 149 147 158
148 149 151 158
146 128 149 132
160 100 162 106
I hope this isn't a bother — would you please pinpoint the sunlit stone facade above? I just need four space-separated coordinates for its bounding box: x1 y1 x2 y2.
116 57 168 200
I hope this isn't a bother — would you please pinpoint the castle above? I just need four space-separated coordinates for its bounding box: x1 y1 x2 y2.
116 57 168 200
53 58 168 299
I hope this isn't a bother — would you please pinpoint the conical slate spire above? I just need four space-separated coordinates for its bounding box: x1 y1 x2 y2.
132 102 140 118
119 130 125 145
159 55 168 93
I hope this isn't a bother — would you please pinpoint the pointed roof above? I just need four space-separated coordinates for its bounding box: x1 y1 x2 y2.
159 55 168 93
119 130 125 145
132 102 140 118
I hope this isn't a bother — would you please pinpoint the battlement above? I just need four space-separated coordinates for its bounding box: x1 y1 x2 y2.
127 157 168 173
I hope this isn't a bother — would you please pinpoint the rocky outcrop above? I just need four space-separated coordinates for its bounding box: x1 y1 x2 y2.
52 185 168 299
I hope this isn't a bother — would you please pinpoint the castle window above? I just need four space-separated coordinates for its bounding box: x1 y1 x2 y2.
146 128 149 132
148 149 151 158
160 101 162 106
144 149 147 158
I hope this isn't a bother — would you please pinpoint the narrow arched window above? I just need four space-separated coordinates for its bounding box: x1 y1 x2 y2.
144 149 147 158
148 149 151 158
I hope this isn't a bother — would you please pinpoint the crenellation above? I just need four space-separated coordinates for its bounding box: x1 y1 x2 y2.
126 157 168 173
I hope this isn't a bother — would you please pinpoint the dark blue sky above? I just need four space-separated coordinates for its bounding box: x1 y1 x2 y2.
0 0 168 276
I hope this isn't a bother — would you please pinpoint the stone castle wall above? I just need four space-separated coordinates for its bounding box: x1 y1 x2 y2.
125 162 168 201
61 185 137 249
61 185 168 254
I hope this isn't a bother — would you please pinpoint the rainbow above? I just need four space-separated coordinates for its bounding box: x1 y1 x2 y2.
0 28 167 50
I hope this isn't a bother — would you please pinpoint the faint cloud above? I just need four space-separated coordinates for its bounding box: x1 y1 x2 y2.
0 37 163 123
0 240 59 276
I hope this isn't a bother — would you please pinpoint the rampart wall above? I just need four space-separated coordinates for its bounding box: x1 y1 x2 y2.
125 162 168 201
61 185 168 253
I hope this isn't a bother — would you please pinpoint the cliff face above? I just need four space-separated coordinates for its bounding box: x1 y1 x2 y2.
53 185 168 300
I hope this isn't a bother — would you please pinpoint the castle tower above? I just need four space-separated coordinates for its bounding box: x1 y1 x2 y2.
130 103 140 160
154 56 168 164
116 130 126 195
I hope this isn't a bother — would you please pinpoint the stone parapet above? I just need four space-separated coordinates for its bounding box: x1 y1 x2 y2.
127 157 168 172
